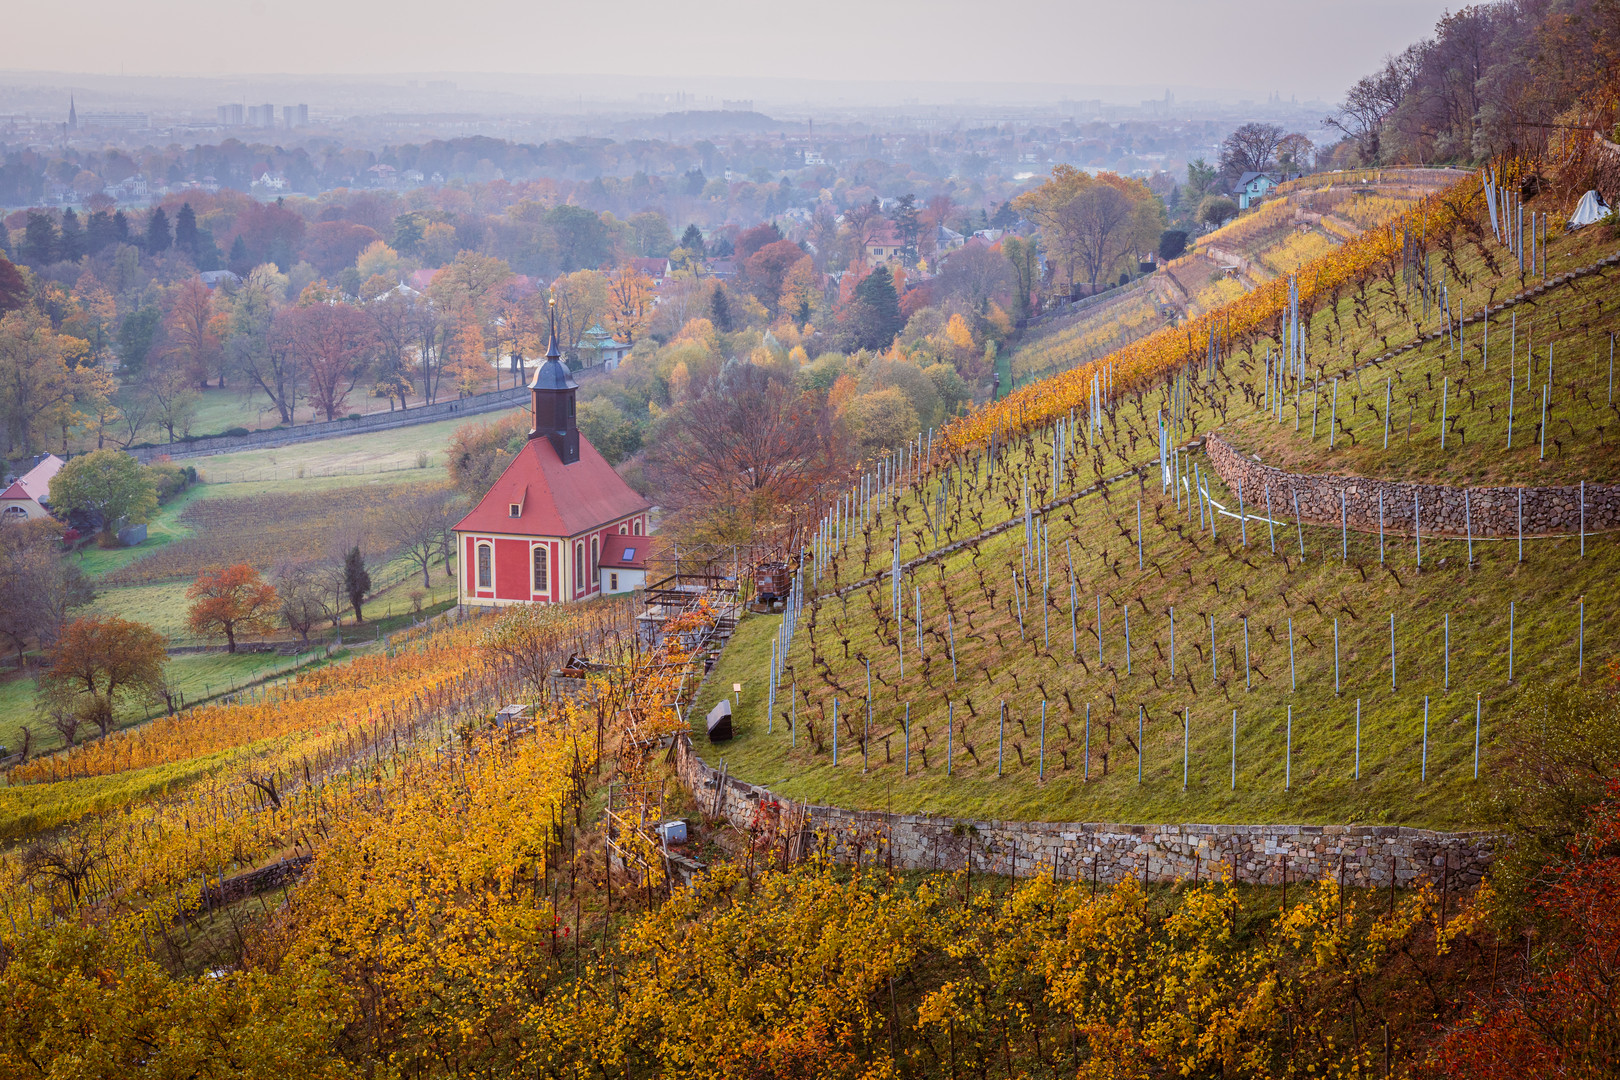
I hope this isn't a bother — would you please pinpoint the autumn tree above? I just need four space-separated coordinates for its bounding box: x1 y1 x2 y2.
364 282 419 408
0 518 92 668
428 251 512 325
446 411 527 500
187 564 279 653
646 362 830 545
1001 235 1039 319
284 286 375 420
48 449 158 543
446 303 489 397
607 266 654 346
39 615 167 737
0 308 91 458
551 270 611 364
229 264 296 422
742 240 809 316
1015 166 1162 290
1060 184 1138 286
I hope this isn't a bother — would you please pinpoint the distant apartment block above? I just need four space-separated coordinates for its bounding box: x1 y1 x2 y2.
217 103 244 126
282 104 309 128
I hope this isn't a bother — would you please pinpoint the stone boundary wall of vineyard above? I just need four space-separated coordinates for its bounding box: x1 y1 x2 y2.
673 736 1493 889
1204 433 1620 537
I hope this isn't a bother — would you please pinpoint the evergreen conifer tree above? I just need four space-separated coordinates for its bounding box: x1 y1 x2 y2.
344 546 371 623
22 212 56 265
144 207 171 254
850 265 902 350
709 283 733 331
680 223 705 256
57 208 82 262
228 235 250 276
174 203 199 259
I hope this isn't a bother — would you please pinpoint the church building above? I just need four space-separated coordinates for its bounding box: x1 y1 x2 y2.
453 304 651 607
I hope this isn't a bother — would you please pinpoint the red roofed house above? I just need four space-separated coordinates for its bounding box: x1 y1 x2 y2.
1 454 65 523
627 257 671 288
453 308 651 608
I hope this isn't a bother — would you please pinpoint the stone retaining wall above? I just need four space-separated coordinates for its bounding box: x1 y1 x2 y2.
1205 433 1620 538
672 736 1493 889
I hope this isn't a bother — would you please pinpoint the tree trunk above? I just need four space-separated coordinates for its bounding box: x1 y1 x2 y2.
225 625 236 653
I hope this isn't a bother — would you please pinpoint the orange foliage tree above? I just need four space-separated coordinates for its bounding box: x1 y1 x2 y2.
38 615 167 737
1435 780 1620 1076
186 563 279 652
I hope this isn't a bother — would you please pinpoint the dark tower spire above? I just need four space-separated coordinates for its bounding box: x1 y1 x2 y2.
67 95 77 131
528 294 579 464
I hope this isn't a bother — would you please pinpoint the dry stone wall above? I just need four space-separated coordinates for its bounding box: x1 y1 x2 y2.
673 737 1493 889
1204 433 1620 538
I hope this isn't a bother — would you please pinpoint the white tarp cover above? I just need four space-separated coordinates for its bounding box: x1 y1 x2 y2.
1566 189 1610 229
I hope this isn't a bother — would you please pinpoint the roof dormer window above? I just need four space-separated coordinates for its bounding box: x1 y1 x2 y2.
509 503 521 518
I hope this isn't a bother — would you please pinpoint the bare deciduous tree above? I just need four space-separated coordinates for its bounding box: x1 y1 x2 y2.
1218 122 1286 178
380 487 461 588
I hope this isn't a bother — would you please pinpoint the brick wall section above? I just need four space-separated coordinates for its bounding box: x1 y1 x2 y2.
1204 433 1620 538
672 736 1493 889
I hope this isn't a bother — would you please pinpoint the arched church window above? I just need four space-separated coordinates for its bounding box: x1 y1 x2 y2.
533 545 548 593
477 544 492 589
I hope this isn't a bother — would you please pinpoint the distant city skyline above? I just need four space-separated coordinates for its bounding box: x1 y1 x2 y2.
8 0 1456 104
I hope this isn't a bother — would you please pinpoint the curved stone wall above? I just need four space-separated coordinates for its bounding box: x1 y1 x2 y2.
672 737 1493 890
1204 433 1620 538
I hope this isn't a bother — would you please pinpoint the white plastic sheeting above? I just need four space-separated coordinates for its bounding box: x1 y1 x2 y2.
1566 189 1610 230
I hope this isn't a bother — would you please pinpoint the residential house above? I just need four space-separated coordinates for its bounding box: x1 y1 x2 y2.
1231 171 1277 210
1 454 64 522
575 324 632 371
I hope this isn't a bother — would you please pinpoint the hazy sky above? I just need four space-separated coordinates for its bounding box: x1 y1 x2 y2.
13 0 1455 101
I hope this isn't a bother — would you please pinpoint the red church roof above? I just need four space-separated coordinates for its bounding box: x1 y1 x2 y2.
454 432 649 538
1 481 32 501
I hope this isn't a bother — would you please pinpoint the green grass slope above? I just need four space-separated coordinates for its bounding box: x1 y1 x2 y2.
698 194 1620 831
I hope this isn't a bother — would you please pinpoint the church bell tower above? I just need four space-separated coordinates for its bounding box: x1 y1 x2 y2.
528 296 580 465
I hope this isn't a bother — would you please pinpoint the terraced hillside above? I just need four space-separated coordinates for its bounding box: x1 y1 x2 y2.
698 171 1620 830
1008 171 1462 389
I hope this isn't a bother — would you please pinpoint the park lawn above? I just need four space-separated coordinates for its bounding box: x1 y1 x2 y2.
189 408 520 485
70 482 208 579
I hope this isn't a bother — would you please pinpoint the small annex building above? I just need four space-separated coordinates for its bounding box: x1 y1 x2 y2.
598 533 655 595
453 307 651 607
